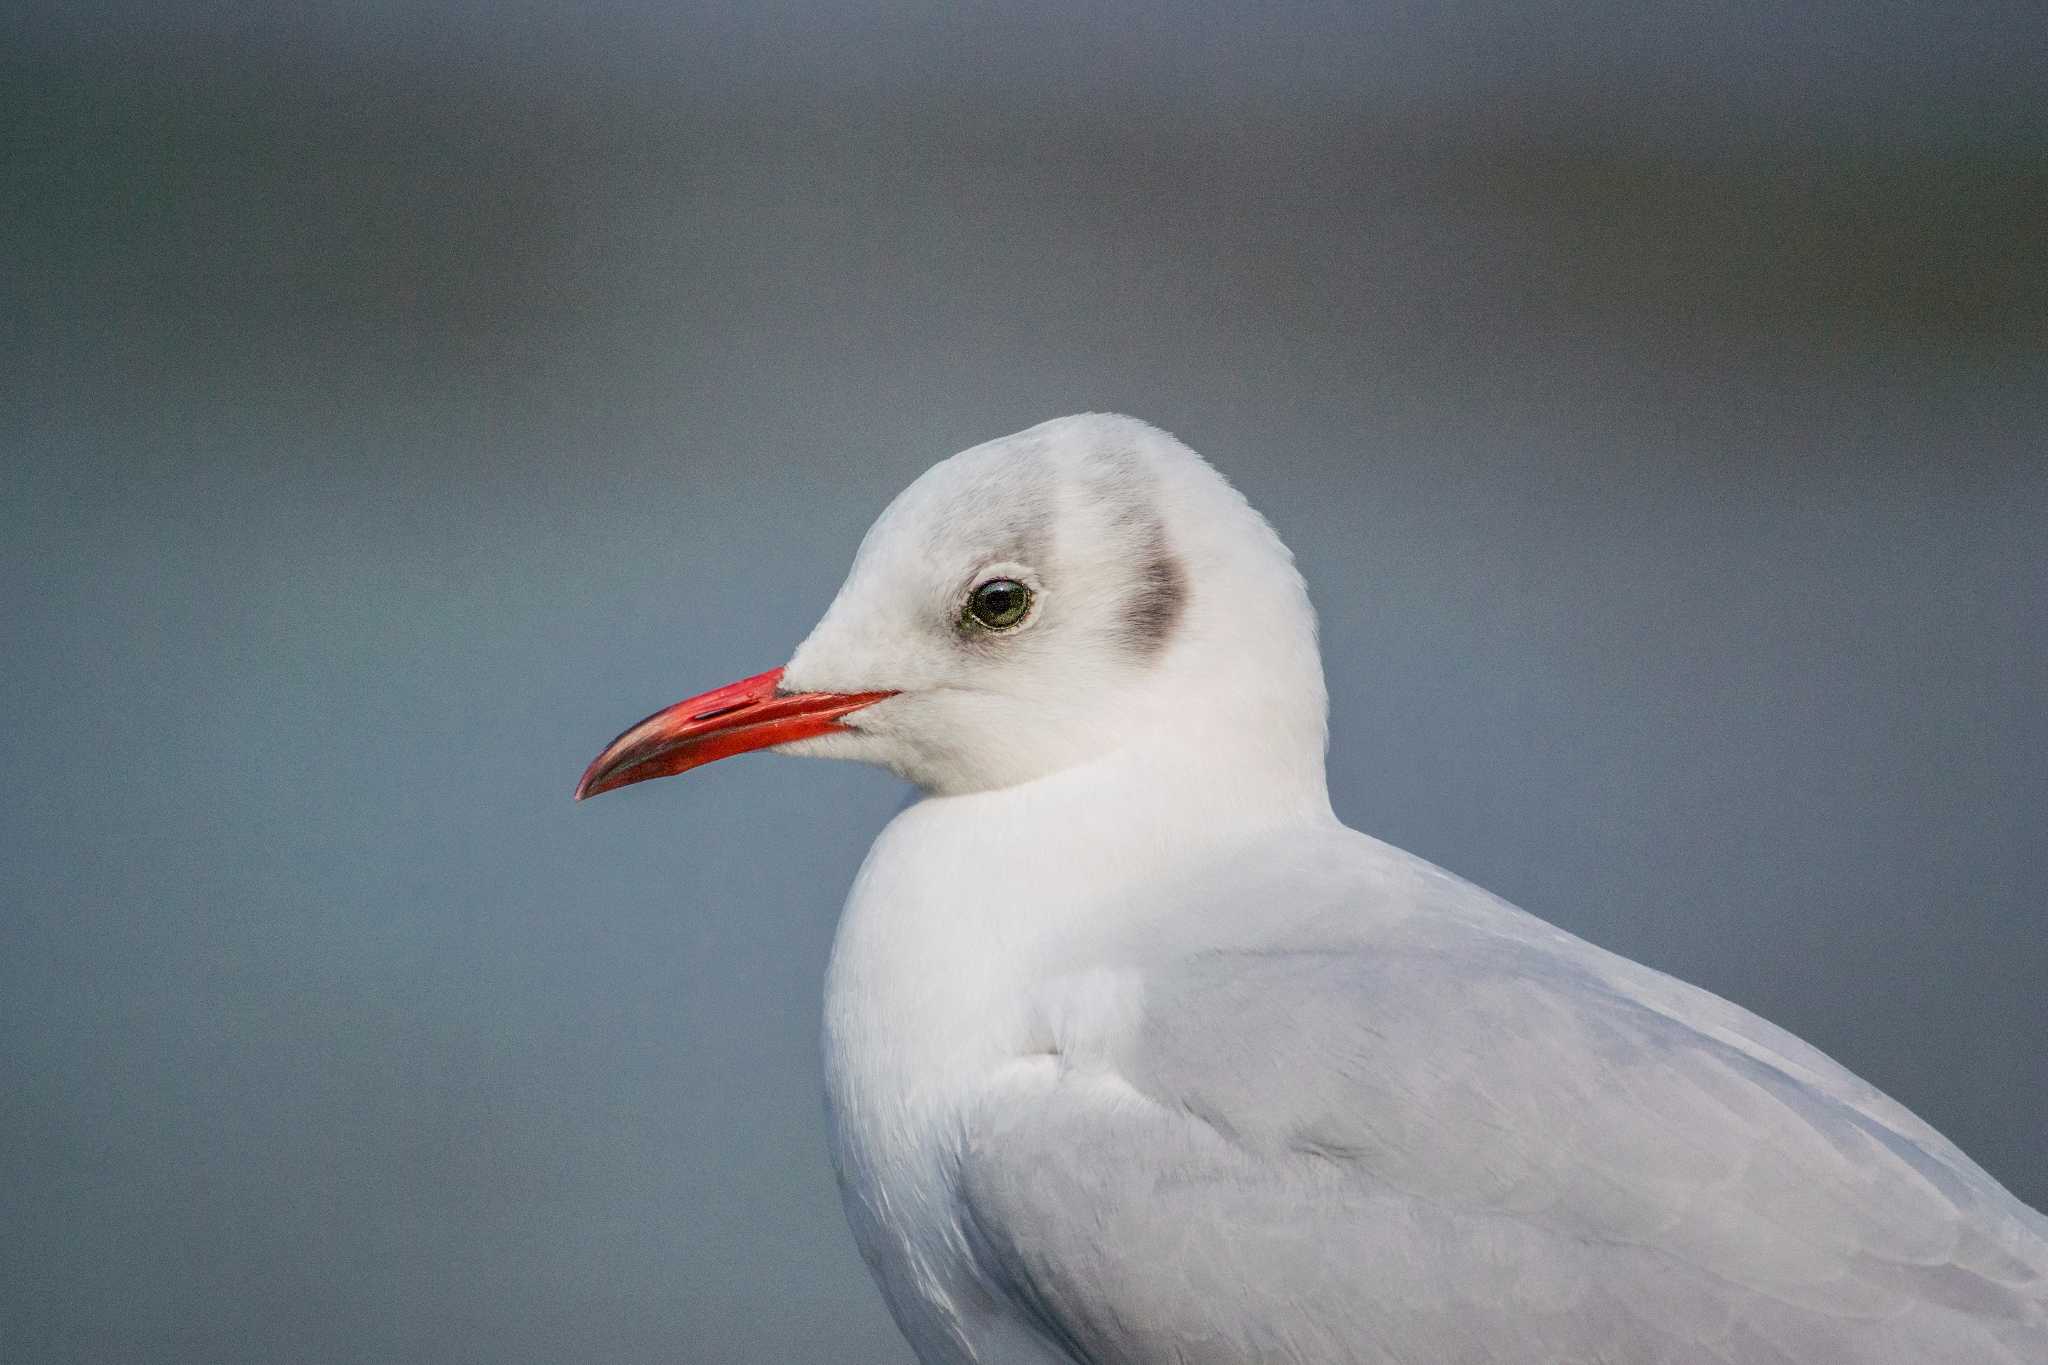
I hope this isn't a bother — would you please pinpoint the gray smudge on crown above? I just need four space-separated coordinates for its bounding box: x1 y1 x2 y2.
1079 442 1190 661
994 433 1058 569
942 433 1058 648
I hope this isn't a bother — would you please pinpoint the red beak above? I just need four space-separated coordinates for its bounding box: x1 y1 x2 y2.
574 667 893 801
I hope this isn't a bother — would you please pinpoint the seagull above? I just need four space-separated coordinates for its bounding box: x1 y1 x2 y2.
576 415 2047 1364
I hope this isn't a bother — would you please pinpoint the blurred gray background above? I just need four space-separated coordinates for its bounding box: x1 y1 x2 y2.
4 3 2044 1362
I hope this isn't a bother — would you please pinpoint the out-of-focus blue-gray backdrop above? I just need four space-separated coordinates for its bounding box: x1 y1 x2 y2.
4 4 2044 1361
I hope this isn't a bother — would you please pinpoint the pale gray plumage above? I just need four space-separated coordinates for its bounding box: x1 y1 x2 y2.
956 825 2048 1364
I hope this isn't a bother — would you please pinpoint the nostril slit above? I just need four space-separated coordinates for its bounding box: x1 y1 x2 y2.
691 701 753 722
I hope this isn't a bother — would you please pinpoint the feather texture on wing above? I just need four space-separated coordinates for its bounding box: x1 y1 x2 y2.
956 829 2048 1365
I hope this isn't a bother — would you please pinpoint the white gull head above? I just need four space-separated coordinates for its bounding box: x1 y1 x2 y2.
779 413 1329 800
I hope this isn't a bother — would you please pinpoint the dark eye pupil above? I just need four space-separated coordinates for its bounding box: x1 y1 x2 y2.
970 579 1030 628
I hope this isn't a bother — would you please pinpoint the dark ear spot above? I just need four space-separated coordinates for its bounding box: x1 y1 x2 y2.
1079 446 1189 660
1120 528 1188 659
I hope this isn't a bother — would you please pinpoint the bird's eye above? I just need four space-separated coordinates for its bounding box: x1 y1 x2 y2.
965 578 1033 631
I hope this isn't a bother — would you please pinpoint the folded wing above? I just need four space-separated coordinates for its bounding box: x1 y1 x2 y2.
958 835 2048 1364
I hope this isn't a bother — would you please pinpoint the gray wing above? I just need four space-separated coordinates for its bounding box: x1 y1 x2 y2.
957 832 2048 1365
